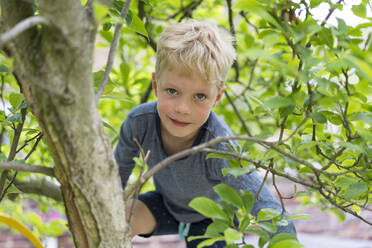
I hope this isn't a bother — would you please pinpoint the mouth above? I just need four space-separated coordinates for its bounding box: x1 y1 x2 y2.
170 117 190 127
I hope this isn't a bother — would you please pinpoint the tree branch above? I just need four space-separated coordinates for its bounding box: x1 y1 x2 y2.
255 159 271 199
0 161 55 177
167 0 204 21
202 148 372 225
0 16 50 49
224 91 252 136
95 0 133 104
124 135 319 199
14 178 62 202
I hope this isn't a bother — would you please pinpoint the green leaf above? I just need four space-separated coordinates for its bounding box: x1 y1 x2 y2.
345 55 372 82
127 12 148 38
245 228 270 241
222 167 255 178
310 0 323 8
206 153 230 161
205 222 229 236
335 176 368 199
120 61 130 85
271 240 303 248
352 3 367 18
93 2 109 20
258 222 277 233
0 65 10 73
0 111 6 122
339 141 365 154
189 197 228 221
327 208 346 223
286 213 312 220
350 112 372 125
239 216 251 232
103 121 118 134
336 18 347 34
356 127 372 142
7 184 23 194
187 235 211 242
297 141 317 151
9 93 24 111
6 113 22 123
298 166 313 174
242 245 255 248
26 212 44 228
320 111 342 125
257 208 281 221
195 237 225 248
259 237 269 248
214 184 243 208
102 22 112 31
269 233 298 248
264 97 295 109
241 191 254 213
318 28 334 48
228 159 241 168
312 112 327 124
224 228 243 245
344 181 368 199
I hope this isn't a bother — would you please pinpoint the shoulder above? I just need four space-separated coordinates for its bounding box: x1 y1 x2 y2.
119 101 157 135
204 111 234 139
202 111 240 153
127 101 157 119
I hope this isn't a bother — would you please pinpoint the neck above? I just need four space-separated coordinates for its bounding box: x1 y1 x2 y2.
161 128 199 156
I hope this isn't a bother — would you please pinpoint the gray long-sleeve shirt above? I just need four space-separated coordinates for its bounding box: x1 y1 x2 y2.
114 101 296 234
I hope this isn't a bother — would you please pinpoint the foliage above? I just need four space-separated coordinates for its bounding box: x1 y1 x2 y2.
189 184 302 247
0 0 371 247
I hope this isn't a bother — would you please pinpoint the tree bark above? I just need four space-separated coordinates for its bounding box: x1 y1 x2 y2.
1 1 130 247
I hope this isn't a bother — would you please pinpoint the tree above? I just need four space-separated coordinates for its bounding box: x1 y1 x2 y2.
0 0 371 247
0 0 130 247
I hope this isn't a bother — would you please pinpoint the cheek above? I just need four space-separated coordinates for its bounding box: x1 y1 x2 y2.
195 105 211 122
157 97 172 114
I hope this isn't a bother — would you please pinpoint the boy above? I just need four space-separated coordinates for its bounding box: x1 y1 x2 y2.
114 20 296 248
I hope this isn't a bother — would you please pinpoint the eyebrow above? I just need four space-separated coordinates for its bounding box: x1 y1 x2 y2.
163 81 211 93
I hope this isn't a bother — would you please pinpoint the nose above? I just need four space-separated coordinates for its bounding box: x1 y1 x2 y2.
175 98 191 114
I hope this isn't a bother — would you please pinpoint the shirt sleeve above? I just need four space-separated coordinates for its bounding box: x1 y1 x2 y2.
207 155 297 237
114 116 139 189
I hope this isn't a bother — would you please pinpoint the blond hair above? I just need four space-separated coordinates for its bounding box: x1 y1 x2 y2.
155 20 236 89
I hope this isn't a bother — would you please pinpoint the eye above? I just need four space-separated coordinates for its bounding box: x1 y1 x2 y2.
195 93 206 101
167 88 177 95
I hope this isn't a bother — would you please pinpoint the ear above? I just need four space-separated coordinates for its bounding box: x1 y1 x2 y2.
213 86 225 107
152 72 158 97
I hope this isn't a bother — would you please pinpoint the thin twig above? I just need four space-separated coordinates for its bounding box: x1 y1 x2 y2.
255 159 271 199
0 16 50 48
95 0 133 104
224 91 252 136
127 138 150 225
0 172 18 201
0 107 27 197
272 173 286 215
16 132 42 154
24 133 43 161
167 0 203 21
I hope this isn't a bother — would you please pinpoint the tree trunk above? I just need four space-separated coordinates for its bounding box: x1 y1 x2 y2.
1 1 131 247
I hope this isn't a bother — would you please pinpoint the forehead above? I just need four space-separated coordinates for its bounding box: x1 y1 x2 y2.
159 68 215 91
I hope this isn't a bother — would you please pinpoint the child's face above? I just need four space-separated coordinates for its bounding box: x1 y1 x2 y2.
152 68 224 141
